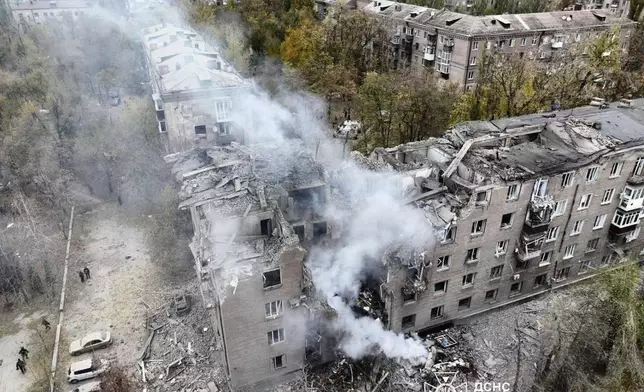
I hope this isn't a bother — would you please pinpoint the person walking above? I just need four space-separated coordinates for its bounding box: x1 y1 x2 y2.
16 358 25 374
41 318 51 330
83 266 91 280
78 270 85 283
19 346 29 360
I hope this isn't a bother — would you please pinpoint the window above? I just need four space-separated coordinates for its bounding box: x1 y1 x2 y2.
601 189 614 204
634 157 644 176
260 219 273 236
434 280 448 294
471 219 486 235
430 305 444 319
490 265 503 279
586 238 599 252
472 42 479 50
627 227 641 242
485 289 498 302
467 71 474 80
496 240 508 256
532 36 538 45
571 220 585 236
593 214 607 229
469 56 477 65
561 171 574 188
486 41 491 50
401 314 416 329
553 200 567 216
499 40 505 48
265 300 283 318
554 267 570 281
442 227 456 243
506 184 520 200
476 191 489 203
613 210 640 227
563 244 576 259
521 37 526 46
578 194 592 210
500 213 514 229
533 178 548 198
546 226 559 242
540 251 552 266
610 162 623 178
262 269 281 288
534 274 547 288
462 273 475 287
465 248 480 263
272 354 286 370
509 39 515 47
194 125 207 136
601 254 614 266
215 100 233 122
586 166 599 182
458 297 471 311
267 328 285 345
509 281 523 296
579 260 592 274
402 291 416 303
437 255 450 270
539 51 546 59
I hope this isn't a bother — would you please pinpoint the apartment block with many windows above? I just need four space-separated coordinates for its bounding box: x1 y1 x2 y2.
363 1 636 89
368 99 644 333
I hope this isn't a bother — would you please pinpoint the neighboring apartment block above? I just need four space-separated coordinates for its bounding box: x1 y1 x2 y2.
11 0 93 28
570 0 631 18
172 143 333 390
141 24 250 153
365 98 644 333
363 1 636 88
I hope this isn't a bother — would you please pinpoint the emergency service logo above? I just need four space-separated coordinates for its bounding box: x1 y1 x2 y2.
427 371 511 392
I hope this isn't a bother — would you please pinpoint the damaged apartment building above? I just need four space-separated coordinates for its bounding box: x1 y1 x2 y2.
363 1 636 89
170 142 335 390
362 98 644 333
141 24 251 153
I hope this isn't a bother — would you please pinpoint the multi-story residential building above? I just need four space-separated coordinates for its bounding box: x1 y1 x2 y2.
570 0 631 18
314 0 358 19
364 1 636 89
365 98 644 333
11 0 93 28
141 24 251 153
173 143 333 390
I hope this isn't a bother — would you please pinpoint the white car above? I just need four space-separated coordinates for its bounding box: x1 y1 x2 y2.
69 381 102 392
67 359 109 384
69 331 112 356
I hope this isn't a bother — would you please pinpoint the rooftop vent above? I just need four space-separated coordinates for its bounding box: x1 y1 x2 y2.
410 11 418 17
591 10 607 21
394 4 401 11
446 16 463 26
494 16 511 28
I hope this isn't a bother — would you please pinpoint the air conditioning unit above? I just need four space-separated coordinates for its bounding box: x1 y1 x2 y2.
513 274 521 280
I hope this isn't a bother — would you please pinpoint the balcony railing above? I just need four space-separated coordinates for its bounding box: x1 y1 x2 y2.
551 41 563 49
423 52 435 61
515 247 541 261
619 192 644 211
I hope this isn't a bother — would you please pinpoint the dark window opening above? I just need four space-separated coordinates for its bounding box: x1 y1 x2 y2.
272 354 285 369
194 125 206 135
485 289 497 302
293 225 304 241
476 191 488 202
430 305 444 319
313 221 327 238
260 219 272 236
458 297 471 310
159 121 167 133
401 314 416 329
262 269 281 288
510 281 523 294
402 291 416 303
501 213 513 228
534 274 547 287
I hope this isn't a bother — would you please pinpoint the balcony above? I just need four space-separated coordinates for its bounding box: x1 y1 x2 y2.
443 41 454 52
610 210 641 233
405 33 414 42
391 36 401 47
619 190 644 211
515 247 541 261
551 41 563 49
608 226 640 249
525 196 554 229
423 52 435 61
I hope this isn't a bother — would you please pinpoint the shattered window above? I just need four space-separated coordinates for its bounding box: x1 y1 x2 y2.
610 162 623 178
401 314 416 329
553 200 567 216
571 220 585 236
265 300 283 318
561 172 574 188
579 260 592 274
540 251 552 266
434 280 448 293
465 248 480 263
194 125 206 136
563 244 576 259
471 220 486 235
555 267 570 281
534 274 547 287
458 297 471 310
500 213 513 229
475 191 488 203
546 226 559 242
495 240 508 255
430 306 444 319
506 184 520 200
634 157 644 176
462 273 475 287
485 289 498 302
437 255 450 270
267 328 285 345
443 227 456 243
490 265 503 279
262 269 281 289
509 281 523 295
586 238 599 252
585 166 599 182
578 194 593 210
601 189 614 204
271 354 286 370
593 214 606 229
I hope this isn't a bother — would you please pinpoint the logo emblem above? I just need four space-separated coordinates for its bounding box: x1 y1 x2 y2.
426 371 468 392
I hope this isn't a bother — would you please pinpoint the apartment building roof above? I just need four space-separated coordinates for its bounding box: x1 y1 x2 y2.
365 1 636 36
12 0 93 10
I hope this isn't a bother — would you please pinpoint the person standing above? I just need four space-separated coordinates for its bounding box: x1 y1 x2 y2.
16 358 25 374
78 270 85 283
19 346 28 360
83 266 91 280
41 318 51 330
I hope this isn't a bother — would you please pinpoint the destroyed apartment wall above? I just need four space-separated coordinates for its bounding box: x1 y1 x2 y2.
373 101 644 333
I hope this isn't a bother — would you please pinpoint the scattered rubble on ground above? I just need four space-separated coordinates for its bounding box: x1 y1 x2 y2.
135 283 228 392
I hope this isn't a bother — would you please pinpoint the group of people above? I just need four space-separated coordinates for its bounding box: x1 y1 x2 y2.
15 318 51 375
78 266 91 283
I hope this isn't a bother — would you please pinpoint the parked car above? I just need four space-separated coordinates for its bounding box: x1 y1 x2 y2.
69 380 102 392
67 359 109 384
173 293 191 316
69 331 112 356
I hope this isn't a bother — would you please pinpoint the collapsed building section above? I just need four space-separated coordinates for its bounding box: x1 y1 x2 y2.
172 142 337 390
371 99 644 334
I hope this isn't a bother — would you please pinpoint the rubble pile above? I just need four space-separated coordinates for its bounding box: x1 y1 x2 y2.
136 285 228 392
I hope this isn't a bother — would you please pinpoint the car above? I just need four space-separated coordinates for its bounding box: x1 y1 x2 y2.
67 359 109 384
173 293 191 316
68 380 102 392
69 331 112 356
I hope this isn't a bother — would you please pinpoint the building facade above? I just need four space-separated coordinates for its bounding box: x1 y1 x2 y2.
367 99 644 333
363 1 636 89
11 0 93 28
141 24 251 153
571 0 631 18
